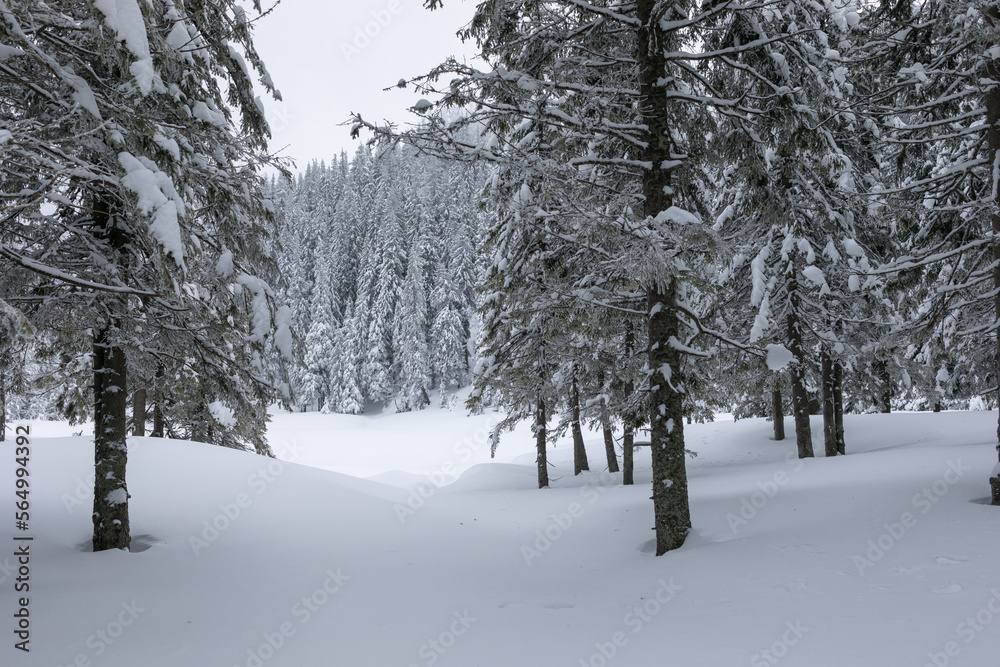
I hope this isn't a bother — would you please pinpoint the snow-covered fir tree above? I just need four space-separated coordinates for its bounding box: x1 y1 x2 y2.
0 0 289 550
271 145 488 413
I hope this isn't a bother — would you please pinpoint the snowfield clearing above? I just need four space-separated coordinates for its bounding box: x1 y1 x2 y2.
2 407 1000 666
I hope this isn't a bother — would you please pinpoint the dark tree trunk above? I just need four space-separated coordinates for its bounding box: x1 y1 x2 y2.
623 326 636 486
786 289 813 458
151 404 164 437
623 373 636 486
191 396 211 443
150 363 164 438
875 357 892 413
986 22 1000 504
834 361 846 455
91 193 130 552
132 387 146 437
623 423 634 486
772 385 784 441
0 378 5 442
92 328 130 552
93 340 105 440
822 348 837 457
597 371 619 473
535 395 548 489
570 370 589 475
647 283 691 554
600 403 620 474
638 0 691 555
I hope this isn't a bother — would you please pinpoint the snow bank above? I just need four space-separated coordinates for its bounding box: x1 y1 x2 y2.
3 409 999 666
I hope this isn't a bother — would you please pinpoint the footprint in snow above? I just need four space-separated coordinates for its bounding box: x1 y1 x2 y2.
779 578 807 593
543 601 577 609
931 583 964 594
935 555 967 566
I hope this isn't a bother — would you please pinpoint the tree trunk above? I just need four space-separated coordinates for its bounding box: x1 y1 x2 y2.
638 0 691 555
535 395 548 489
647 283 691 554
151 403 164 437
93 340 104 440
623 372 636 486
597 371 620 473
601 402 620 474
570 370 589 475
132 387 146 437
623 423 634 486
192 395 211 444
150 363 164 438
92 328 131 552
786 290 813 458
0 378 6 442
834 361 846 455
822 348 837 457
772 385 785 441
985 22 1000 505
91 192 131 552
875 357 892 413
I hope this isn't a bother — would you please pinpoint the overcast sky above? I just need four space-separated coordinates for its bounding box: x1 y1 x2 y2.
252 0 478 169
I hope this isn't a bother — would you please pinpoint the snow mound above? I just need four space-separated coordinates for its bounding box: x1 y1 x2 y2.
4 409 999 666
443 462 541 493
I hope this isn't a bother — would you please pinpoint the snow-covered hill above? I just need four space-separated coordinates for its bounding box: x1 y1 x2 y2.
2 408 999 666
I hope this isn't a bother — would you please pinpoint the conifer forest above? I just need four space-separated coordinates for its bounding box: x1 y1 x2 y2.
2 1 1000 665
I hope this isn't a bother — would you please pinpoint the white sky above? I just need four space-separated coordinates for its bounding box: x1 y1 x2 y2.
253 0 478 169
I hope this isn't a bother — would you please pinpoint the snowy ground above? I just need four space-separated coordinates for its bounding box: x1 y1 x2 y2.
2 403 1000 667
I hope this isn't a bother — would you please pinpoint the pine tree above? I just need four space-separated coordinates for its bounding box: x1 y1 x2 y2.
711 0 874 458
335 309 366 414
0 0 288 550
355 0 830 554
429 264 470 399
394 238 432 411
0 300 33 441
854 0 1000 499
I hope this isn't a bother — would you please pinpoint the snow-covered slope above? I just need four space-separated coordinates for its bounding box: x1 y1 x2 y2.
2 409 999 666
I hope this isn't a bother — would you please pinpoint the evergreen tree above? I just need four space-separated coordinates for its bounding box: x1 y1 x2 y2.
0 0 288 550
394 238 432 411
855 0 1000 499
